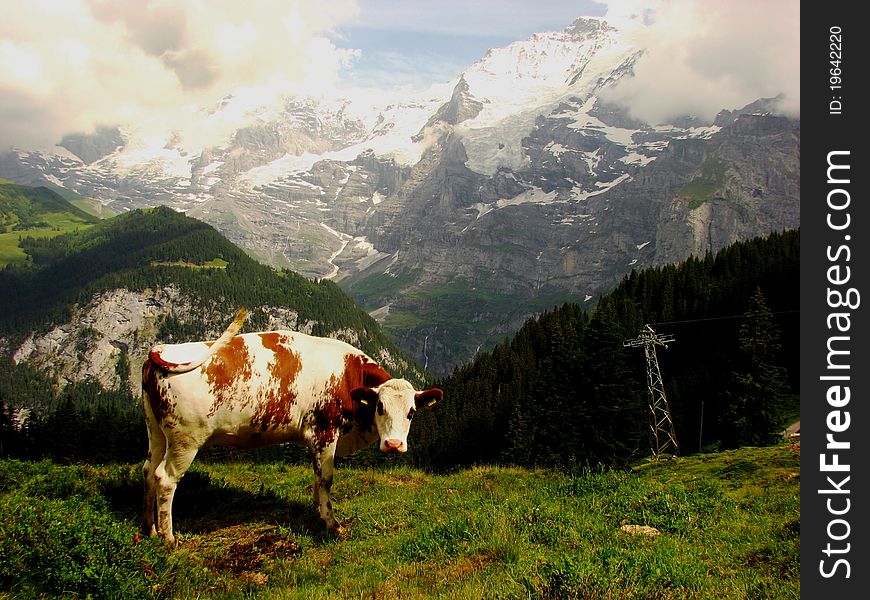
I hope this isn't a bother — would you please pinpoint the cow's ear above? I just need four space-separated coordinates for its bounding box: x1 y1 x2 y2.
350 386 379 406
415 388 443 410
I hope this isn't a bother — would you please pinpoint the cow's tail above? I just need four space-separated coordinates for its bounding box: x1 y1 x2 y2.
149 307 248 373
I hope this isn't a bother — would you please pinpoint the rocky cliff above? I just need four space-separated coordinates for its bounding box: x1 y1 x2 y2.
10 285 410 397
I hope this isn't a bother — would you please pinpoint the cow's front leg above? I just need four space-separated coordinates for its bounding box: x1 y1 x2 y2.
310 442 343 533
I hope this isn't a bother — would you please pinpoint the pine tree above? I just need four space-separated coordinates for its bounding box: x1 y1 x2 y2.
721 288 789 447
579 299 646 466
0 399 15 458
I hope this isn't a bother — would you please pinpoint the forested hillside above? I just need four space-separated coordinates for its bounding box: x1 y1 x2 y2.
0 206 405 348
0 205 423 462
408 229 799 470
1 220 798 467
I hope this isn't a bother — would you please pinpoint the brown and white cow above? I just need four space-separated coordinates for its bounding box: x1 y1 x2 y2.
141 309 442 543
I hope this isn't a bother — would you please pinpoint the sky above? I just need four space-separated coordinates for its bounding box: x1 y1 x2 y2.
0 0 799 151
336 0 607 87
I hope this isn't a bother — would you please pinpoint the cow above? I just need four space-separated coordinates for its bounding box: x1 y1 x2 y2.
141 309 442 543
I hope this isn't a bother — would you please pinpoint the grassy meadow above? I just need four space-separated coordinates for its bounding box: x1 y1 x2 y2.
0 211 95 267
0 443 799 599
0 179 99 267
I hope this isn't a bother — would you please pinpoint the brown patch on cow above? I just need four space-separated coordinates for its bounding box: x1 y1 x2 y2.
205 336 253 414
313 355 382 448
337 354 391 419
252 333 303 430
307 353 391 451
313 391 343 451
142 359 173 422
359 355 392 388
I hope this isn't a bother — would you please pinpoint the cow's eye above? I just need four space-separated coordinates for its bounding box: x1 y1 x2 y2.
377 400 384 416
407 407 416 420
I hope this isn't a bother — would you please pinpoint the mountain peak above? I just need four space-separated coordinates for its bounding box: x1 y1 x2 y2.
470 16 624 84
419 75 484 133
564 16 616 39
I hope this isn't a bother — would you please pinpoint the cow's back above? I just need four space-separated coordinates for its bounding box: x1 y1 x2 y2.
145 330 373 448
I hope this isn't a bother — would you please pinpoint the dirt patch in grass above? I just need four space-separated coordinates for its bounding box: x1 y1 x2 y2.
184 523 301 578
443 553 492 581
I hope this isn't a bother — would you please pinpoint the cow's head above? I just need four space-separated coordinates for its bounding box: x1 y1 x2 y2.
350 378 442 454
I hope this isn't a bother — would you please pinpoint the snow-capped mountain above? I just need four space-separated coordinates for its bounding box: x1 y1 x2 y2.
0 17 800 374
446 17 643 176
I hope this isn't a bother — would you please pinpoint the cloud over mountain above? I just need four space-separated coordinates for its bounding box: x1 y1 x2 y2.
0 0 360 150
0 0 799 151
600 0 799 123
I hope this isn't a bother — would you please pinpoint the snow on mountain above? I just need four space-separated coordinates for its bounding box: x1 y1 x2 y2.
3 18 662 213
464 18 630 112
451 18 641 175
240 93 443 190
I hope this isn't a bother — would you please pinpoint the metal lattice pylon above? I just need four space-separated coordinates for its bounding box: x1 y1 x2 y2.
624 325 679 460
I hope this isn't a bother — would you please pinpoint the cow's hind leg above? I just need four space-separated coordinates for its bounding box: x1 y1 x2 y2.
142 403 166 537
310 442 342 533
154 435 200 544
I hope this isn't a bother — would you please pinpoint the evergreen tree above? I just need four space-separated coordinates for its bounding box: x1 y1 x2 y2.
526 317 576 466
0 399 15 458
721 288 790 447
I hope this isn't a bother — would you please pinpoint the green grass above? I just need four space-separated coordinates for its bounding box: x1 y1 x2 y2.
343 269 422 309
150 257 229 269
678 158 728 209
0 443 800 598
67 197 117 219
0 181 99 267
0 212 95 266
37 181 116 219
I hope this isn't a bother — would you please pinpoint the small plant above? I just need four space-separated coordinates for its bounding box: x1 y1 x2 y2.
400 517 479 561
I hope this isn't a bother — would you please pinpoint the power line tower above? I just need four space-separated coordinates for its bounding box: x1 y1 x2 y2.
624 325 680 460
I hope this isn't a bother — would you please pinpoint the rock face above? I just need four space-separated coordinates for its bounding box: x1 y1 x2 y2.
9 286 409 396
14 288 185 394
335 108 798 374
59 126 125 165
0 18 800 375
421 76 484 131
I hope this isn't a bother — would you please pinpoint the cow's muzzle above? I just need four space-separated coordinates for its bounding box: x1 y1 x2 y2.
382 439 406 454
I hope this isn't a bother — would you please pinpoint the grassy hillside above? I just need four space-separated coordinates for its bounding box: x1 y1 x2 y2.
0 180 99 267
38 181 118 219
0 442 800 599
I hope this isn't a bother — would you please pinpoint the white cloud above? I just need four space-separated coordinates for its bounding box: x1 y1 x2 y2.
599 0 799 123
0 0 361 150
0 0 801 151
